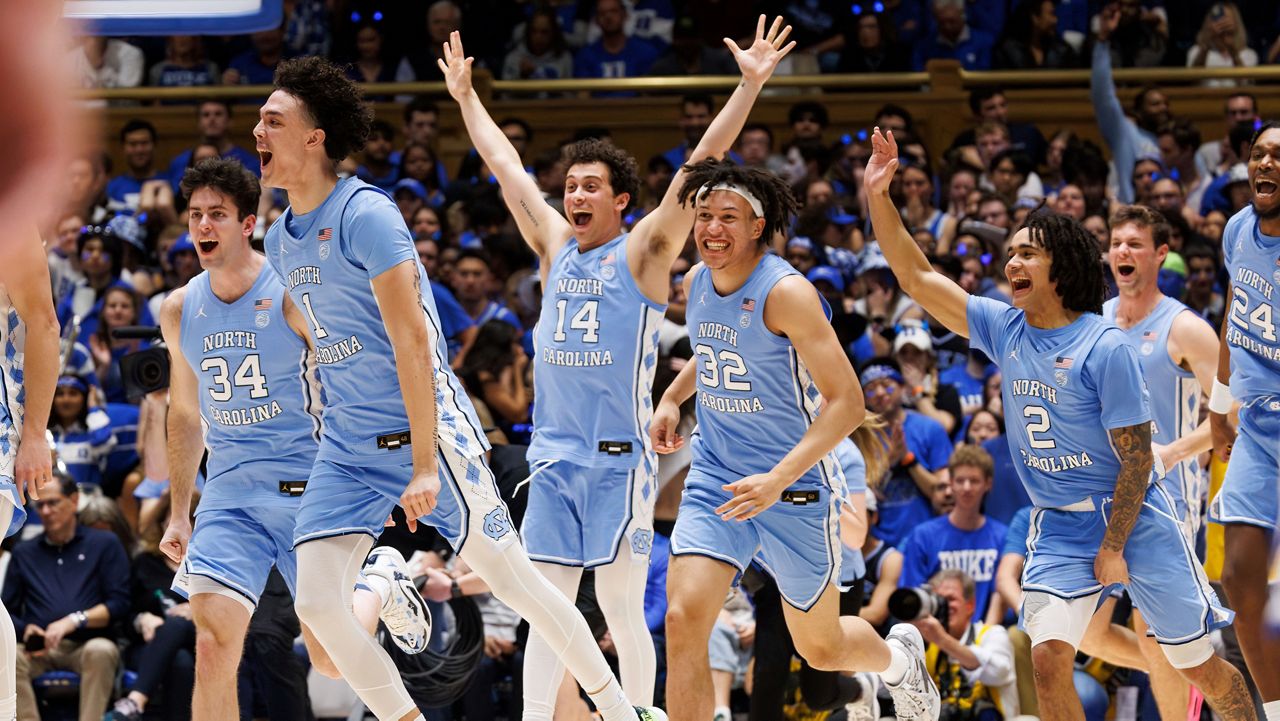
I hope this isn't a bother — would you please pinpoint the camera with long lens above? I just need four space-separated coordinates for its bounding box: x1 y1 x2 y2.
888 586 950 627
113 326 169 400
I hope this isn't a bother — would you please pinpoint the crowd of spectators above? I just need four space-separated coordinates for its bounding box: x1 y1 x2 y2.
12 0 1275 720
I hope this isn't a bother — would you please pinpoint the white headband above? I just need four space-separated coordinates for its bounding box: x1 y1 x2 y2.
698 182 764 218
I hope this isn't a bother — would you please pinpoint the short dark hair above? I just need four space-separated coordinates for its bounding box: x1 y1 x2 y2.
742 122 773 146
1229 120 1257 159
681 93 715 113
119 119 157 143
1225 92 1257 115
455 247 493 270
1157 118 1201 151
1020 209 1106 314
989 148 1031 177
874 103 914 130
403 96 439 124
198 98 232 116
1182 242 1219 270
1133 83 1164 114
676 159 798 244
369 119 396 143
180 158 262 220
49 472 78 500
647 154 674 174
1249 120 1280 150
968 85 1005 116
788 101 829 128
1109 204 1170 248
498 117 533 143
273 56 373 163
562 138 641 212
77 225 124 279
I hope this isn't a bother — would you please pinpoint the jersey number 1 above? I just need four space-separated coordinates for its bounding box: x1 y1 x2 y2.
301 292 329 340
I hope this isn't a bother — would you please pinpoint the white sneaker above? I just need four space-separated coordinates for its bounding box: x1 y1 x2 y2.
845 672 882 721
363 546 431 654
637 706 670 721
884 624 940 721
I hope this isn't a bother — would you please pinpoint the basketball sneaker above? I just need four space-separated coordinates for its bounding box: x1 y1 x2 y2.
636 706 669 721
884 624 940 721
845 672 882 721
363 546 432 654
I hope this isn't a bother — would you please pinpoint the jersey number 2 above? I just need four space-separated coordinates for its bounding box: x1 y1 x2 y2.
201 355 269 402
1022 405 1056 449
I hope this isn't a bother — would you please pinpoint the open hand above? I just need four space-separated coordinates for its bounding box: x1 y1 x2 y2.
437 31 474 101
864 128 899 197
726 15 796 88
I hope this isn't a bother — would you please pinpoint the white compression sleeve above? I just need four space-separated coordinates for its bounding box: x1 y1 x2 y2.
521 563 584 721
295 534 417 721
593 545 657 706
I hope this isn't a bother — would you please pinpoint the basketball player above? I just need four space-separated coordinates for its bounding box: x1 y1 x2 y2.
1208 120 1280 721
650 161 940 721
866 127 1254 721
438 18 794 712
1101 204 1221 721
256 57 663 721
157 158 428 721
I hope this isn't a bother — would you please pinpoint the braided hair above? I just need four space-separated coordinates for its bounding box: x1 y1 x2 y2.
1020 208 1106 315
675 158 798 245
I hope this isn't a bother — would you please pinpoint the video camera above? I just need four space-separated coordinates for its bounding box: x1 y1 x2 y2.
112 326 169 400
888 586 950 628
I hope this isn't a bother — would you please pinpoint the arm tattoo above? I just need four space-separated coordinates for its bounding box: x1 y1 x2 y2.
519 199 539 228
1102 422 1153 553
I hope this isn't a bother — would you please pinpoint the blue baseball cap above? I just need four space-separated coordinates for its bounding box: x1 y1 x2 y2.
394 178 428 201
167 233 195 264
828 206 859 226
806 265 845 293
786 236 815 253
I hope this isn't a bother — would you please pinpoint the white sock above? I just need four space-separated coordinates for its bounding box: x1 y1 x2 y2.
1262 700 1280 721
878 646 910 686
361 572 392 608
714 705 731 720
0 694 14 721
589 679 633 721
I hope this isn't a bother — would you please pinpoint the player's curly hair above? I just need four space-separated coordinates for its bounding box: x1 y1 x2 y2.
180 158 261 220
273 56 372 163
561 139 641 212
675 159 798 245
1020 208 1106 315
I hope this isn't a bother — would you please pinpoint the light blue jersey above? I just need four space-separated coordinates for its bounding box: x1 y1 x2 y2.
967 296 1152 508
1103 296 1204 520
687 255 840 491
834 437 867 584
1221 205 1280 403
264 177 489 466
528 233 664 468
179 264 321 511
0 293 26 538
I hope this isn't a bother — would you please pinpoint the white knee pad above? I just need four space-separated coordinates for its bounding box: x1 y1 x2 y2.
1159 635 1215 669
1022 590 1102 650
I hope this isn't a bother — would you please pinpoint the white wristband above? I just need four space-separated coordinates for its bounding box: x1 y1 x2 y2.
1208 379 1234 415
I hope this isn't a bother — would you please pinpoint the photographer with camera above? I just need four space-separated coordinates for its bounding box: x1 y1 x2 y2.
892 569 1018 721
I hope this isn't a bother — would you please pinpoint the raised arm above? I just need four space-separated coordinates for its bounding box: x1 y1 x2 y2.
6 228 59 503
372 260 440 530
1209 288 1237 461
440 32 570 259
159 289 202 563
631 15 795 274
865 128 970 336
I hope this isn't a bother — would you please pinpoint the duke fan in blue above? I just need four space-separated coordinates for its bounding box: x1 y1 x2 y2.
967 294 1230 659
264 177 498 550
524 233 664 568
672 254 846 611
1209 205 1280 530
171 263 321 605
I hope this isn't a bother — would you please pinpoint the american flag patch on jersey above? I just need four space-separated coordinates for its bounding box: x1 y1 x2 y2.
254 298 273 311
1142 330 1158 341
741 298 756 311
317 227 333 241
1054 356 1074 369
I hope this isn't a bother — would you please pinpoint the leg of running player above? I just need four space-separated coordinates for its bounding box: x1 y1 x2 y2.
783 584 893 674
459 535 644 721
1132 610 1192 721
302 586 381 679
0 503 16 721
1176 651 1257 721
665 554 739 721
594 545 657 704
1221 525 1280 711
1077 596 1149 671
522 562 585 721
1031 640 1085 721
189 594 251 721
